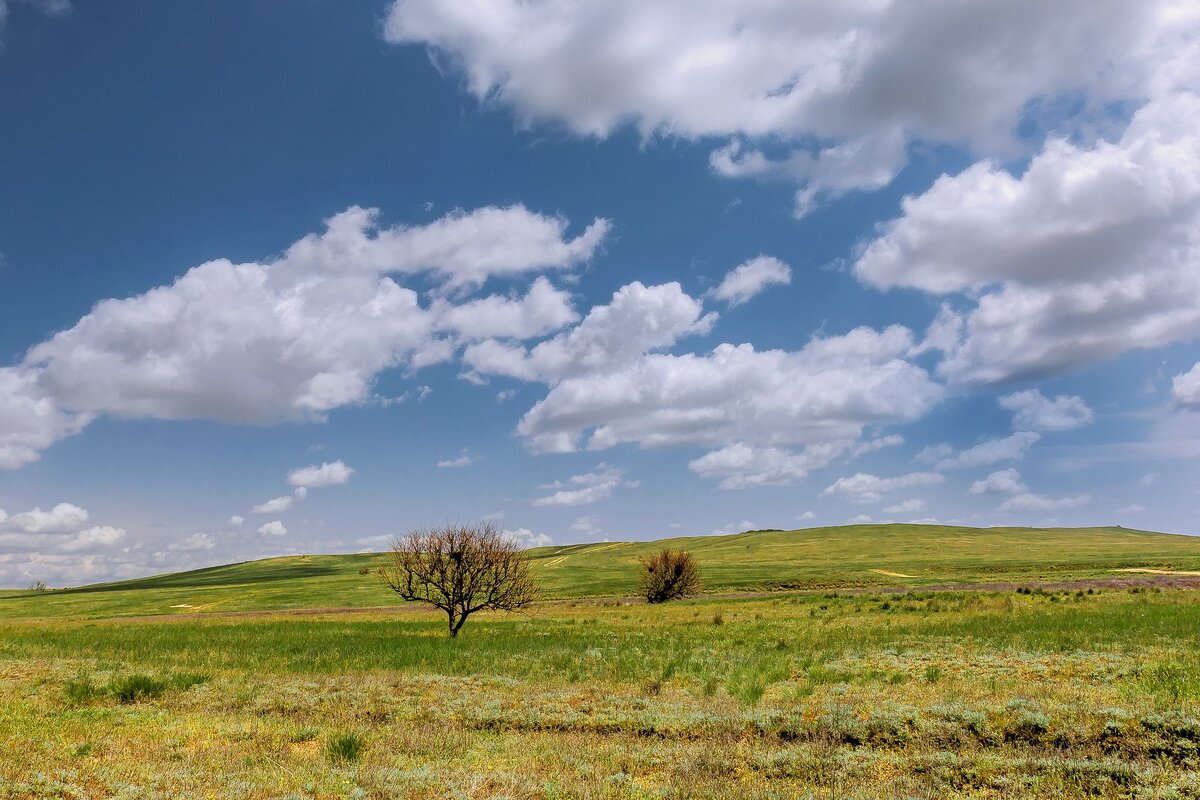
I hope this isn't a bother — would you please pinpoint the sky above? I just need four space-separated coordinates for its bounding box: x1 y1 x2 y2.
1 0 1200 587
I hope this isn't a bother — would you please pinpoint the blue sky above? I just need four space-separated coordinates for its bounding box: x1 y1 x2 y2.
1 0 1199 586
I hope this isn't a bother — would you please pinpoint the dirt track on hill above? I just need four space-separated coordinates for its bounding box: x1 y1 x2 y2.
68 572 1200 625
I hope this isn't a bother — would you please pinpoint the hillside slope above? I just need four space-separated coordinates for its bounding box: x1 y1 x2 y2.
2 524 1199 620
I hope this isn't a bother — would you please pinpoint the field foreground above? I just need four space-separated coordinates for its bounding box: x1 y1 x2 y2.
3 584 1200 798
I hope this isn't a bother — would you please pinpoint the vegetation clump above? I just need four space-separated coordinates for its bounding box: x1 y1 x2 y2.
639 548 701 603
326 731 366 764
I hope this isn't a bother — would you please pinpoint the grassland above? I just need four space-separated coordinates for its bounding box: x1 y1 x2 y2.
2 525 1200 798
4 523 1200 620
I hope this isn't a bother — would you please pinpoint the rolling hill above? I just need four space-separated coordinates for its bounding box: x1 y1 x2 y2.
2 523 1199 620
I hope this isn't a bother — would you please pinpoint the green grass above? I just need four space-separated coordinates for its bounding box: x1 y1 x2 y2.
3 523 1199 621
2 588 1200 798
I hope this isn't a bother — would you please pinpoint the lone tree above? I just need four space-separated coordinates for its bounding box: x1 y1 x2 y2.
379 522 536 637
639 548 700 603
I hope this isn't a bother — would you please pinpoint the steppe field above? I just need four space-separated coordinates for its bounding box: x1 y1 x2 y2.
3 524 1200 799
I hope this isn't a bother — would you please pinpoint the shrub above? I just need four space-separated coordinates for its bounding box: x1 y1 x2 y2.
326 731 366 764
1005 711 1050 743
639 548 701 603
110 674 169 704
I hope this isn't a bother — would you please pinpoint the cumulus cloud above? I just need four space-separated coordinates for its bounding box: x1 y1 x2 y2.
385 0 1181 211
3 206 607 468
257 520 287 537
968 469 1029 496
998 493 1091 513
883 499 925 515
851 434 905 459
515 324 941 463
251 495 295 514
227 515 244 527
708 256 791 306
0 368 92 470
933 432 1041 471
822 472 944 505
532 464 625 507
288 460 354 488
464 281 716 384
1172 362 1200 410
500 527 553 548
999 390 1094 431
59 525 125 552
436 454 473 468
796 511 816 521
859 88 1200 385
688 442 842 490
4 502 88 534
1118 503 1146 514
568 515 602 535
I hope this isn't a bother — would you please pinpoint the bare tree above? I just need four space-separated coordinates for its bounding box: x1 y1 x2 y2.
378 522 537 637
639 548 701 603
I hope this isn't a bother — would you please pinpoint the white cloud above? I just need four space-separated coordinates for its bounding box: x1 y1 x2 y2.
59 526 125 552
999 390 1094 431
532 464 625 507
288 460 354 489
432 277 578 340
1171 362 1200 410
257 520 287 537
1118 503 1146 514
171 532 216 551
858 89 1200 385
227 515 244 527
883 499 925 515
851 434 905 459
436 454 473 468
688 442 842 489
998 493 1091 513
708 256 791 306
848 514 873 524
935 432 1041 471
3 503 89 534
252 495 295 514
280 204 609 289
711 520 755 536
968 468 1028 496
568 515 602 535
4 206 607 468
0 367 92 470
500 527 553 548
822 472 944 505
514 323 941 460
464 281 716 384
796 511 816 521
385 0 1185 212
1140 472 1161 486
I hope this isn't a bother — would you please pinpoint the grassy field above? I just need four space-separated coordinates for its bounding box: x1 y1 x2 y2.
4 523 1200 620
2 524 1200 798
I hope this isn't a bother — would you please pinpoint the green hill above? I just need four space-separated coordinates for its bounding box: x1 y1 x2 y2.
2 524 1199 620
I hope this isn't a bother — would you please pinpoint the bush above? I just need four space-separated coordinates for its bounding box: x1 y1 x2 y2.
110 674 169 704
326 731 366 764
639 548 700 603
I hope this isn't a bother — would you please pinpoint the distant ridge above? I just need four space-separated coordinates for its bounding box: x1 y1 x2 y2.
2 524 1199 621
